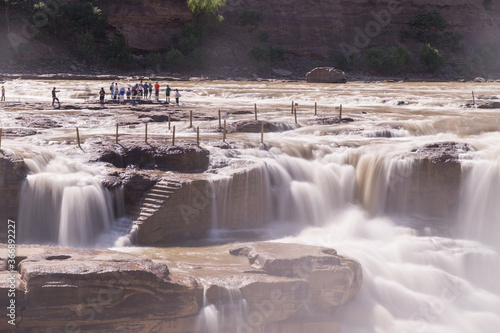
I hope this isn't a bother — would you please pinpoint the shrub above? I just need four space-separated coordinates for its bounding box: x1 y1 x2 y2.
238 10 263 31
248 43 269 63
409 10 448 31
419 43 445 72
269 47 286 62
146 52 162 72
363 48 390 73
77 32 95 62
57 1 107 39
332 53 355 71
179 33 199 54
167 48 185 67
185 48 207 69
105 36 133 67
389 45 413 72
258 31 269 43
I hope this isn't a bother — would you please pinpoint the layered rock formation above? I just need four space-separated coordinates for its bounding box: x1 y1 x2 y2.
134 162 270 244
0 151 28 241
384 142 469 221
94 0 193 52
91 0 500 64
0 242 362 332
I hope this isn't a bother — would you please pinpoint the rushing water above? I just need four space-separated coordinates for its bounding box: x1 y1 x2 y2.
17 150 125 247
2 80 499 332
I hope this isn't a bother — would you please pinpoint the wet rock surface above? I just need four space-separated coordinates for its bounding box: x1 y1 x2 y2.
96 143 209 172
307 116 354 125
0 242 361 332
231 242 363 311
228 120 294 133
0 245 200 332
410 142 472 162
0 151 28 241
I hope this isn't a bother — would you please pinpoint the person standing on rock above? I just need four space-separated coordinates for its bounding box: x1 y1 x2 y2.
138 81 143 101
132 86 138 105
99 87 105 107
1 86 5 101
175 89 181 106
126 88 131 103
119 86 126 104
148 83 153 100
154 82 160 101
52 87 60 108
165 85 171 104
110 82 115 95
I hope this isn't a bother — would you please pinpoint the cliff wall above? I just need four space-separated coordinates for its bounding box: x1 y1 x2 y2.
97 0 500 63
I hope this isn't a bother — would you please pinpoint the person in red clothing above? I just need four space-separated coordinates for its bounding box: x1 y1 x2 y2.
154 82 160 101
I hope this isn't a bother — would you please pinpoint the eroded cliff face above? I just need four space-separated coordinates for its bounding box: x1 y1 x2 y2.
97 0 500 63
94 0 193 52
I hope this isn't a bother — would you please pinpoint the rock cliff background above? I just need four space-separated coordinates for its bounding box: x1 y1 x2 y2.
1 0 500 76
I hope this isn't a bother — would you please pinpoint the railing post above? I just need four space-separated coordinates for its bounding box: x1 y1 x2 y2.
261 122 264 144
189 110 193 128
315 102 317 116
115 123 119 144
145 123 148 144
197 126 200 148
76 127 81 149
223 120 226 143
339 104 342 121
168 113 171 131
254 103 258 120
218 109 221 128
172 126 176 146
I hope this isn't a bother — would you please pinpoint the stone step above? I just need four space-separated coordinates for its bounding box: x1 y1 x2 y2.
143 197 165 205
145 193 169 200
139 207 158 214
142 202 162 210
149 189 174 196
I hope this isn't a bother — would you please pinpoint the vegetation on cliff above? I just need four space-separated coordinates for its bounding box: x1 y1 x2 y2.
0 1 499 77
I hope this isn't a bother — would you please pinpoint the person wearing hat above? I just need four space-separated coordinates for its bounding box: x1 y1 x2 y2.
1 86 5 101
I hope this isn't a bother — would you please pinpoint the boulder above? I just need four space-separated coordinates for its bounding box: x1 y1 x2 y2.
410 142 472 163
477 101 500 109
0 245 200 333
229 120 293 133
306 67 347 83
121 171 158 206
384 142 471 220
154 145 210 172
231 242 363 312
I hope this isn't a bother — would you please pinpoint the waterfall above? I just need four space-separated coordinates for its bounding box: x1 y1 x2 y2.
18 151 122 247
458 160 500 248
195 284 249 333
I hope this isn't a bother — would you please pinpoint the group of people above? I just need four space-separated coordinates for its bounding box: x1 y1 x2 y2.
0 83 182 108
100 81 181 107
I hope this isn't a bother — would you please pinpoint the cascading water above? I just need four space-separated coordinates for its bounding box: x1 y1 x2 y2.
458 160 500 248
18 151 124 247
195 284 249 333
238 145 500 333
